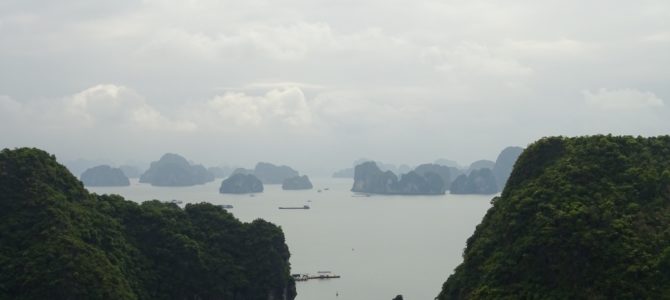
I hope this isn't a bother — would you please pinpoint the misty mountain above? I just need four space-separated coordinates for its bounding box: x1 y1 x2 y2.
282 175 313 190
449 168 499 195
220 173 264 194
80 165 130 187
492 146 525 190
351 162 445 195
139 153 215 187
467 159 496 173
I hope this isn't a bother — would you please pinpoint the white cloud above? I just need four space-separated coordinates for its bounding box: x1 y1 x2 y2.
422 43 533 78
64 84 196 131
582 88 664 110
502 39 595 58
207 86 312 127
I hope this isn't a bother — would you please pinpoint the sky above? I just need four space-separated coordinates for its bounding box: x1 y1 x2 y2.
1 0 669 175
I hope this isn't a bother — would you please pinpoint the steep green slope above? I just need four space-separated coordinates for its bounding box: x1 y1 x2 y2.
0 148 296 300
438 136 670 299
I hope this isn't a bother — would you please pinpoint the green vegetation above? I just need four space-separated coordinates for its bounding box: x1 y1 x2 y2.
437 135 670 299
0 148 296 299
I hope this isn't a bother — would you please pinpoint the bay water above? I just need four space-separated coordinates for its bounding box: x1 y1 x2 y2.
89 178 492 300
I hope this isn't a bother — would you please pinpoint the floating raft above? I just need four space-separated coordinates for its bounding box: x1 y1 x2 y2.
292 272 341 281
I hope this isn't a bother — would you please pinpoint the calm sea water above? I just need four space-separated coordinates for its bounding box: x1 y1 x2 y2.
89 178 492 300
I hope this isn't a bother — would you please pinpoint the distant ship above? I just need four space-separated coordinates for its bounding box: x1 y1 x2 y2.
219 204 233 209
278 205 310 210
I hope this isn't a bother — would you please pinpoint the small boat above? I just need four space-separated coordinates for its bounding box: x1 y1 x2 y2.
324 188 330 191
278 205 310 210
219 204 233 209
317 189 322 193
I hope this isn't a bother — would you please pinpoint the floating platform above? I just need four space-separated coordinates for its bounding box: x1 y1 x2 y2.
292 272 341 281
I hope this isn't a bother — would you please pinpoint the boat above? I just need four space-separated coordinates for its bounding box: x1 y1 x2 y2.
219 204 233 209
278 205 310 210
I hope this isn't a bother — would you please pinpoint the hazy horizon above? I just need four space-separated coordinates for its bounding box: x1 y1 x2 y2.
2 0 669 176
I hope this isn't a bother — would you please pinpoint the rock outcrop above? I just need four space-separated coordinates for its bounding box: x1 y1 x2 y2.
80 165 130 187
219 174 264 194
253 162 299 184
414 163 453 187
449 168 499 194
282 175 313 190
139 153 214 187
352 162 445 195
492 146 524 190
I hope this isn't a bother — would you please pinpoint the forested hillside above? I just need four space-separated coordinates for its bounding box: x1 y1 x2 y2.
0 148 296 300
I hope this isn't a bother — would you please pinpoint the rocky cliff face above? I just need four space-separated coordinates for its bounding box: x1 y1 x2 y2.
449 168 499 195
80 165 130 187
282 175 313 190
414 163 453 187
254 162 300 184
492 146 524 190
139 153 214 186
220 173 264 194
352 162 445 195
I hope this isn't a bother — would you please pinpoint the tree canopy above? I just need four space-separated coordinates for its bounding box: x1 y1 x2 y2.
438 135 670 299
0 148 295 299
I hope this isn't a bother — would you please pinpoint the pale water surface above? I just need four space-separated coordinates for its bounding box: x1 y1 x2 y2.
89 178 492 300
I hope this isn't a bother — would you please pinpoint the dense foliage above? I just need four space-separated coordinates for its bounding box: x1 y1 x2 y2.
0 148 295 299
437 136 670 299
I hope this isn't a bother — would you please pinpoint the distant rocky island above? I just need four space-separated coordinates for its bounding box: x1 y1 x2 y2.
282 175 313 190
414 163 457 187
351 162 445 195
220 173 264 194
139 153 215 187
230 163 302 185
80 165 130 187
467 159 495 173
253 162 299 184
346 146 522 195
449 168 499 194
332 167 354 178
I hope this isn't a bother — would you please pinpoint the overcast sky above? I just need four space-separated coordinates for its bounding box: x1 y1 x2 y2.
1 0 669 175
